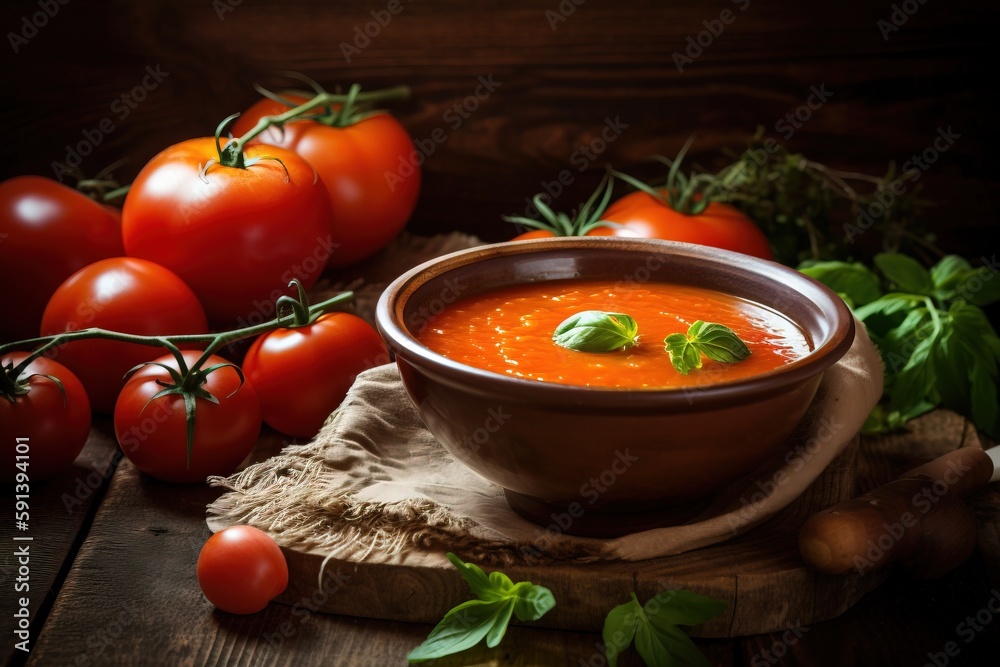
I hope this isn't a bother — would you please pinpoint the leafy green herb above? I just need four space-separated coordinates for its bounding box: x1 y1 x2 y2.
719 129 926 267
407 553 555 663
602 590 727 667
799 254 1000 437
799 260 882 307
553 310 639 353
664 320 751 374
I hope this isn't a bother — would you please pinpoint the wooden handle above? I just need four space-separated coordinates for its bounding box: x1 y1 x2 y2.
799 447 993 578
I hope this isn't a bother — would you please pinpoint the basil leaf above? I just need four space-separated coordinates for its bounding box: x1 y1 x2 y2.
798 260 883 306
512 583 556 622
970 362 1000 437
931 255 972 291
410 554 556 663
689 322 751 364
644 590 729 628
602 597 641 667
446 552 497 600
664 332 702 374
957 269 1000 307
484 600 516 648
601 590 725 667
664 321 750 374
874 252 934 295
407 599 510 662
553 310 639 352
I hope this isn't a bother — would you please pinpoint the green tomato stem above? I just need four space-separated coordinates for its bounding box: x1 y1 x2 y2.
220 84 410 168
0 291 355 381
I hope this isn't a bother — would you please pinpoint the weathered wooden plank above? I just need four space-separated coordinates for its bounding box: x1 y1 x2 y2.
0 423 119 665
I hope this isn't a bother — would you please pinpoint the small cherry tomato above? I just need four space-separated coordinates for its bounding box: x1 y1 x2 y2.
243 312 389 438
1 352 91 483
114 351 261 484
0 176 123 341
197 525 288 614
234 96 420 268
40 257 209 414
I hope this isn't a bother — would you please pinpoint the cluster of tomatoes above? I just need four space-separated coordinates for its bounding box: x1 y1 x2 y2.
1 86 416 488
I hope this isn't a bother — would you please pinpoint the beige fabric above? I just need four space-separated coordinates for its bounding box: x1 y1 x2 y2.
207 318 882 565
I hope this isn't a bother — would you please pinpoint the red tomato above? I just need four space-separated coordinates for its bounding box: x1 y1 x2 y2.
40 257 208 414
510 226 635 241
233 98 420 268
243 313 389 438
602 192 773 259
121 138 333 327
114 351 261 483
0 176 124 341
197 525 288 614
2 352 91 482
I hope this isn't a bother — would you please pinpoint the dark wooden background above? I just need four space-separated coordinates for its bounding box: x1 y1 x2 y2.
1 0 997 257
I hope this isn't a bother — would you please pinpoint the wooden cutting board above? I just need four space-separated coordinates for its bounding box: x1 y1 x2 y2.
248 411 983 638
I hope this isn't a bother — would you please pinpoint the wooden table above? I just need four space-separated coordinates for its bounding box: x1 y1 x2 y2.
5 412 1000 667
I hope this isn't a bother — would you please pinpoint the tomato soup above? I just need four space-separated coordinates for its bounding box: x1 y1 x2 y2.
417 280 812 389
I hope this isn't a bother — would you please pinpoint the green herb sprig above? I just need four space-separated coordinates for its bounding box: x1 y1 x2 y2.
602 590 727 667
664 321 751 374
800 253 1000 437
553 311 639 353
407 553 555 663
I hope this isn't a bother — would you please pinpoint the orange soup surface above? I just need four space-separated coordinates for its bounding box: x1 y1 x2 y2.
417 280 812 389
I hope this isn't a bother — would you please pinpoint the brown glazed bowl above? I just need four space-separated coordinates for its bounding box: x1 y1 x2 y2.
375 238 854 537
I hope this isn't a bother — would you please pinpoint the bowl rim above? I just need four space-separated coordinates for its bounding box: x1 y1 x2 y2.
375 237 855 410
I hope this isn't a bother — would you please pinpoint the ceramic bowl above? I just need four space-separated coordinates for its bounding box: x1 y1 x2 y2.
375 238 854 537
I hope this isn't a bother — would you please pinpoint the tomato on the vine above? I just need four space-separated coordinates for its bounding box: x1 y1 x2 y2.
114 351 261 484
0 176 124 341
40 257 208 414
121 137 333 327
197 525 288 614
233 94 420 268
602 194 773 260
243 311 389 438
2 352 91 483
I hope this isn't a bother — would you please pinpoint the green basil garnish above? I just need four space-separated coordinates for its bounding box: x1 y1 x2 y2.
552 311 639 353
602 589 727 667
664 320 751 374
407 553 555 663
